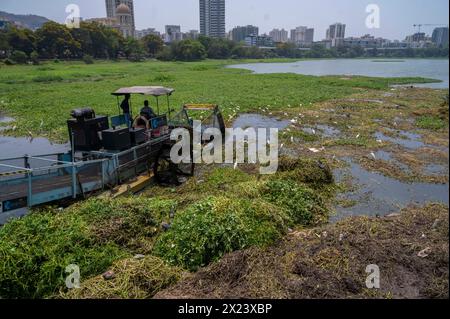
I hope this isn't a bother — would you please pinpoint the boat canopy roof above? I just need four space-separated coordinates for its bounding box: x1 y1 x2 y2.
112 86 175 97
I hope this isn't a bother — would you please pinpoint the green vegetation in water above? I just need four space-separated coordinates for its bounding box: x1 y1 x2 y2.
0 197 175 298
0 59 439 142
153 196 290 271
417 115 447 130
260 179 327 226
0 156 334 298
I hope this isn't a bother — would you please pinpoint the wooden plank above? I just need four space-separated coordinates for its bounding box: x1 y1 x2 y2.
100 173 154 199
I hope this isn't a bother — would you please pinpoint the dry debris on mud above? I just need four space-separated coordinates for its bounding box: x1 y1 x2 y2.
156 204 449 299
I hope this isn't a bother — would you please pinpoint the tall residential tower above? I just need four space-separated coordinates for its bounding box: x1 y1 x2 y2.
326 23 346 47
200 0 226 38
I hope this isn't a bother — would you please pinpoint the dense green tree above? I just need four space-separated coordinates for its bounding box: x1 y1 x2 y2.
207 38 234 59
306 44 330 58
7 27 35 56
10 50 28 64
198 35 213 52
141 34 164 56
155 46 173 61
124 37 146 61
71 22 123 59
30 51 40 65
35 22 81 59
172 39 207 61
103 28 124 59
275 42 303 58
0 31 10 57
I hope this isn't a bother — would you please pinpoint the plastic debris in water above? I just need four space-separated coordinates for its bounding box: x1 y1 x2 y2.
309 147 324 153
417 247 432 258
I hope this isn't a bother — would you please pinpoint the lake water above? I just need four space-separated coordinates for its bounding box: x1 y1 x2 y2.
229 59 449 89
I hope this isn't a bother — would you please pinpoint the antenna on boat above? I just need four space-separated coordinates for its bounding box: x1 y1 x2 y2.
71 131 75 163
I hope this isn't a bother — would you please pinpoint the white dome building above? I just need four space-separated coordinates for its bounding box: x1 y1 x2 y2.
115 3 134 38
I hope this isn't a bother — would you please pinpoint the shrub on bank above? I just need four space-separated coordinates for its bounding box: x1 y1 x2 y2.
3 58 14 65
82 54 94 64
10 50 28 64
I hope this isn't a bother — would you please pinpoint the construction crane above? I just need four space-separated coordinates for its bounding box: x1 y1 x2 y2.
413 24 448 33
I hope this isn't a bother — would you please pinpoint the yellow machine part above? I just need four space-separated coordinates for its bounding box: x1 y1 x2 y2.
100 173 154 199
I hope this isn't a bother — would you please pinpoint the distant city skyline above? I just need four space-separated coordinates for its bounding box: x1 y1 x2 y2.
0 0 448 41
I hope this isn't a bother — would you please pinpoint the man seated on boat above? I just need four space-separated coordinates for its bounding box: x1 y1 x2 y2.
140 100 157 120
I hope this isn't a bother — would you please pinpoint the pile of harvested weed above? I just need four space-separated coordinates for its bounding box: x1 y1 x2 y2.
63 256 182 299
155 203 449 299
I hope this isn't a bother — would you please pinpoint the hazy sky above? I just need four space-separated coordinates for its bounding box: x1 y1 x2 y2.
1 0 448 40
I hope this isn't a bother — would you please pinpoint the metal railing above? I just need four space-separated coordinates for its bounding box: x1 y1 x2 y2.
0 135 170 211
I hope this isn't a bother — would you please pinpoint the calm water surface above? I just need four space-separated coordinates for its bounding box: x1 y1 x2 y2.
229 59 449 89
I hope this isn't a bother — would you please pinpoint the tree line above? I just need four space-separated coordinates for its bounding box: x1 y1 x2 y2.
0 21 448 64
0 21 164 64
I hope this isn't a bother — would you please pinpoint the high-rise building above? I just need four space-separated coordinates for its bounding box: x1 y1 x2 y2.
105 0 136 37
305 28 315 44
290 26 314 45
231 25 259 42
326 23 346 47
405 32 426 43
184 30 200 40
291 26 306 43
199 0 226 38
165 25 183 43
432 27 449 47
269 29 288 43
326 23 346 40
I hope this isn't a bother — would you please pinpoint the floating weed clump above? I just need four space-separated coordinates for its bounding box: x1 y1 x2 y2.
75 197 176 252
278 156 334 185
153 196 289 271
62 256 182 299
